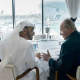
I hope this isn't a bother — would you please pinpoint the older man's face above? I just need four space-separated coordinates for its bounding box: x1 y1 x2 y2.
60 22 71 40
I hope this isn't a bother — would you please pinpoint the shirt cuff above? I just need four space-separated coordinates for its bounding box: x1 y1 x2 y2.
48 58 55 67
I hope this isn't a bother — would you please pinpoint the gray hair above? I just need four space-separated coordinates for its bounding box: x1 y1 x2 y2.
63 18 76 30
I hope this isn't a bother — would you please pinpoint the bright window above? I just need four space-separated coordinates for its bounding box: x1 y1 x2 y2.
15 0 42 35
44 0 69 39
0 0 13 40
44 0 80 39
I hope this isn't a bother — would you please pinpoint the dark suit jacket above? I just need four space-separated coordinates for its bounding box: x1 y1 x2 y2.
49 30 80 80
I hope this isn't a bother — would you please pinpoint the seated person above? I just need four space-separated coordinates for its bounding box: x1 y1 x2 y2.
42 18 80 80
0 20 47 80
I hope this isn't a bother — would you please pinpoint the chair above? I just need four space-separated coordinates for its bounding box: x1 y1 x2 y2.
16 66 39 80
55 70 77 80
0 64 17 80
55 66 80 80
55 70 59 80
0 64 39 80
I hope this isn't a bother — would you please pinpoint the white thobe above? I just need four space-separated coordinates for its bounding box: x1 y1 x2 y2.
12 37 47 80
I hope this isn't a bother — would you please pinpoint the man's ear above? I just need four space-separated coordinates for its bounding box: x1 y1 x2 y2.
67 26 72 32
67 26 70 30
23 28 27 33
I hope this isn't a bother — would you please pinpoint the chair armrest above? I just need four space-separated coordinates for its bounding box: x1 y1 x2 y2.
55 70 77 80
55 71 59 80
16 67 39 80
66 74 77 80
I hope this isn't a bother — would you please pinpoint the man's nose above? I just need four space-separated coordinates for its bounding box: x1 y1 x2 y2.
60 32 62 35
33 32 35 35
60 31 63 35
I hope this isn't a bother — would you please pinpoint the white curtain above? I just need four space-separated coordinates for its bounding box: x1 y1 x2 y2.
65 0 80 21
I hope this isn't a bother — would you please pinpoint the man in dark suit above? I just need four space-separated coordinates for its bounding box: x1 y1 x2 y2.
42 18 80 80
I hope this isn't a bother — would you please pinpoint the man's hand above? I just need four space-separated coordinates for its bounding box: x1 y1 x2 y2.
42 50 51 62
35 53 41 59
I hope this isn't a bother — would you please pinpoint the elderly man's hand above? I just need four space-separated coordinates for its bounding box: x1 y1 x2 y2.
35 53 41 59
42 50 51 62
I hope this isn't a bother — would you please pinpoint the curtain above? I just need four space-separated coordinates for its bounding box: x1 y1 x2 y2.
65 0 80 22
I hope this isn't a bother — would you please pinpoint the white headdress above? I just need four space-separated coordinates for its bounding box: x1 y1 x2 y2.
0 20 35 72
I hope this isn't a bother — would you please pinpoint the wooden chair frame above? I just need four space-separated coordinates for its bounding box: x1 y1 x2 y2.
16 67 39 80
55 71 77 80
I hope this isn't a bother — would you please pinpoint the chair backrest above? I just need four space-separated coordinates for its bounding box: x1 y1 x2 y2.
0 64 39 80
0 64 17 80
76 66 80 80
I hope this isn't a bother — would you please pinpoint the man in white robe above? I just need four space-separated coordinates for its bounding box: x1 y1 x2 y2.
0 20 47 80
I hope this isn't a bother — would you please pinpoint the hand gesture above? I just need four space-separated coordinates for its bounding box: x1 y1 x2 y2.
42 50 51 61
35 53 41 59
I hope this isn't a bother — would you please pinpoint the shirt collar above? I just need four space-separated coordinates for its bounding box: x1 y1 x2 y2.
68 30 78 38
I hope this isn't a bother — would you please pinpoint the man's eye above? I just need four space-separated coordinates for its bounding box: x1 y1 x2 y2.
31 29 34 32
60 31 63 34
